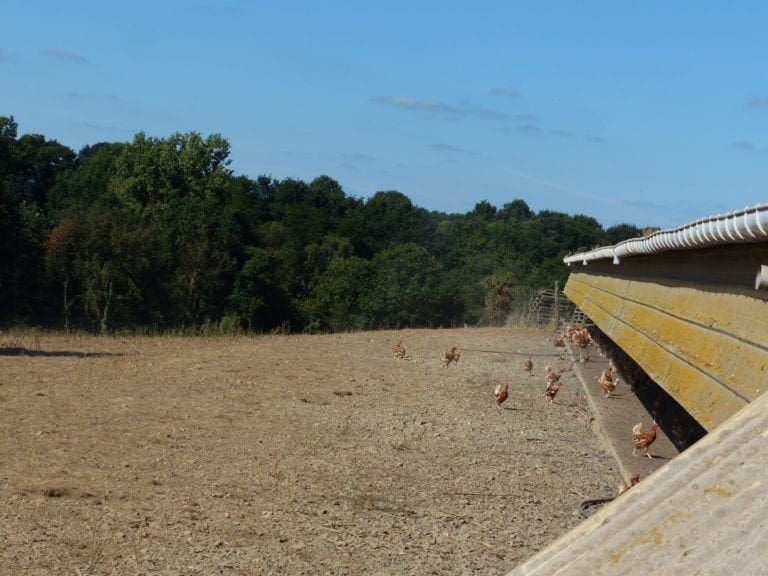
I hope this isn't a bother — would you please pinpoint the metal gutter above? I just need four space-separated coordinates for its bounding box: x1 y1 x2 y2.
564 203 768 267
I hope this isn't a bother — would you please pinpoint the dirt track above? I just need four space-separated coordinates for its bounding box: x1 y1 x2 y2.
0 328 620 575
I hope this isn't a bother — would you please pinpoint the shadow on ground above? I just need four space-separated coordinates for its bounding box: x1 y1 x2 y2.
587 327 707 452
0 347 120 358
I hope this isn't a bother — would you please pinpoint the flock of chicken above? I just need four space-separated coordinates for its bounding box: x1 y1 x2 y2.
393 324 662 490
394 340 463 368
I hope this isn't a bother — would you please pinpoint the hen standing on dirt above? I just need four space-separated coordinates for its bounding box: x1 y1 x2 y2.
544 366 562 386
545 381 562 404
443 346 460 367
523 356 533 376
494 383 509 410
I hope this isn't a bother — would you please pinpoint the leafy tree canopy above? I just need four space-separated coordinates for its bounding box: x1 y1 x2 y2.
0 115 646 332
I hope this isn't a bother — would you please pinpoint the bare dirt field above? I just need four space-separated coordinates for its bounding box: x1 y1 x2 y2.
0 327 620 575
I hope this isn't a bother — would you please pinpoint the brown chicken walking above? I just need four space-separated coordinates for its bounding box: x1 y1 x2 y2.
523 356 533 376
494 383 509 409
443 346 460 367
632 422 660 458
545 381 562 404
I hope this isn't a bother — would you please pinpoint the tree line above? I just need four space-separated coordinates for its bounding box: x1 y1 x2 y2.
0 116 642 333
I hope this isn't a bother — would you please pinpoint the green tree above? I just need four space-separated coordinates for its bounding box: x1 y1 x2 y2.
13 133 76 207
498 199 533 222
44 218 79 330
0 116 653 333
229 247 290 330
305 255 371 332
342 191 435 257
0 117 76 321
363 243 445 328
70 207 155 332
471 200 497 220
112 131 232 213
47 142 126 217
605 223 642 245
302 234 354 292
153 196 239 325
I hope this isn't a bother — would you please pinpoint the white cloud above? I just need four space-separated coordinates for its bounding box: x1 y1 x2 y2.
490 86 521 98
373 96 510 122
746 97 768 109
42 49 89 64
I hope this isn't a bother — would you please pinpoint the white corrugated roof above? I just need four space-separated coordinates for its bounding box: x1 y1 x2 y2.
564 203 768 266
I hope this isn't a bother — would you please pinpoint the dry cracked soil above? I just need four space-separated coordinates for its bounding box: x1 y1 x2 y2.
0 327 620 575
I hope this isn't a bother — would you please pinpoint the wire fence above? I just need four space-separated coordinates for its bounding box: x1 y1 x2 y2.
516 282 586 327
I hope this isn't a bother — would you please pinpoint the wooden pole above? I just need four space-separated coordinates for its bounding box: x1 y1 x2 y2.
553 280 560 327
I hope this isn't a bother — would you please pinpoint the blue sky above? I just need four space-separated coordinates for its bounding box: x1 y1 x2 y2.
2 1 767 228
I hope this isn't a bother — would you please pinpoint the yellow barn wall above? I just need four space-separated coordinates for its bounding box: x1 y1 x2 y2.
564 273 768 430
